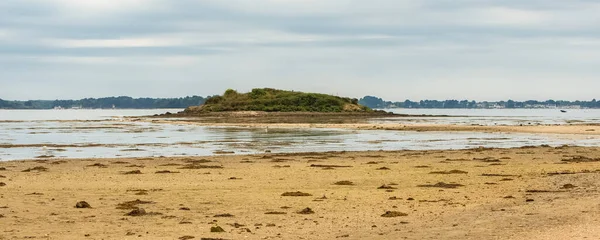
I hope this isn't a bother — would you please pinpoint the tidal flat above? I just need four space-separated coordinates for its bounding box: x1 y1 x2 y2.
2 146 600 239
2 109 600 239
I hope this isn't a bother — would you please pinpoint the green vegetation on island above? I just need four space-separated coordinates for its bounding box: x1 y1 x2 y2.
184 88 371 113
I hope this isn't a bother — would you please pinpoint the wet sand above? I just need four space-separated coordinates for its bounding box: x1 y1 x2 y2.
2 146 600 239
149 119 600 136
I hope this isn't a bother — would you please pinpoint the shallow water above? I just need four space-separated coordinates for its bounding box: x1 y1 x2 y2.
377 108 600 125
1 109 599 161
0 109 182 121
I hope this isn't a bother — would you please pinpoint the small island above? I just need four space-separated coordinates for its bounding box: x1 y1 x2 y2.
163 88 394 124
184 88 371 113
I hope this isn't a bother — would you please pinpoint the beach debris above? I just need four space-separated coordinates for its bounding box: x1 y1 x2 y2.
481 173 518 177
547 170 600 176
125 208 147 216
213 150 235 154
334 181 354 186
429 170 468 174
562 184 577 189
122 170 143 175
309 164 352 168
22 166 48 172
213 213 234 218
297 208 315 214
265 211 286 215
561 155 600 163
377 185 397 190
183 159 212 164
0 182 6 187
75 201 92 209
381 211 408 218
210 226 226 233
87 163 107 168
525 189 564 193
473 157 501 162
116 199 154 210
155 170 179 174
112 161 130 164
281 191 312 197
227 223 245 228
179 164 223 169
125 165 145 168
418 182 464 189
179 236 195 240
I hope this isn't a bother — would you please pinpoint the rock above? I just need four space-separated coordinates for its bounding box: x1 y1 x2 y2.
122 170 142 175
125 208 147 216
210 226 225 233
381 211 408 218
75 201 92 208
281 191 312 197
213 213 234 218
297 208 315 214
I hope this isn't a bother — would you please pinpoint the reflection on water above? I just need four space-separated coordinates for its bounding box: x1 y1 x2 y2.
378 108 600 125
1 109 600 161
1 119 600 161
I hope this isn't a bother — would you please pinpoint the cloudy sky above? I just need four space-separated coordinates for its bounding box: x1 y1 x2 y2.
1 0 599 101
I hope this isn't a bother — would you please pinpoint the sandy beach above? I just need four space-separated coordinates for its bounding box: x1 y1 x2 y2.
2 145 600 239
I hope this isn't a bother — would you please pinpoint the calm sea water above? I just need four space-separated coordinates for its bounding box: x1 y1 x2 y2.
0 109 182 121
377 108 600 125
0 109 598 161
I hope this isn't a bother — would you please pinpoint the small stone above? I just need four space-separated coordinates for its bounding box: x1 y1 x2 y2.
75 201 92 209
125 208 147 216
210 226 225 233
297 208 315 214
381 211 408 218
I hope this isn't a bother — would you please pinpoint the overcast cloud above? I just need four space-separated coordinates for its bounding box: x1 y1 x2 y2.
1 0 599 101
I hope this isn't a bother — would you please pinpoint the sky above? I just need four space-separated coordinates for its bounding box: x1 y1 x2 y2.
1 0 599 101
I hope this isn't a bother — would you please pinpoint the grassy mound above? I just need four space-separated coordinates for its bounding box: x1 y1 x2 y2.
184 88 371 113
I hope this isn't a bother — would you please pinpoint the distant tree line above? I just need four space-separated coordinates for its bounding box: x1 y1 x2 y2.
0 96 207 109
359 96 600 109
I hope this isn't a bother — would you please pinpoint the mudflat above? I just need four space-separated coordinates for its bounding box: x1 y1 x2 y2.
2 146 600 239
150 118 600 136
